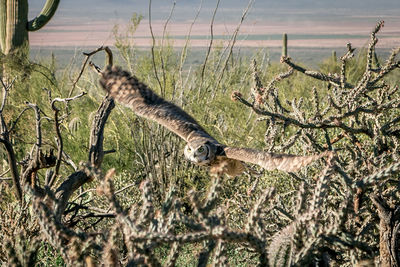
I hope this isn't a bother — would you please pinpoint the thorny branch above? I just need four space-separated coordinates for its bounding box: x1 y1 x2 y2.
233 21 400 265
281 56 354 89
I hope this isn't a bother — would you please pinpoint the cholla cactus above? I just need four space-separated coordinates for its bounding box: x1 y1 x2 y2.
234 20 400 265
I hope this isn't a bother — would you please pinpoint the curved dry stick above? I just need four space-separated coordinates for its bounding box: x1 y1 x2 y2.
178 0 203 93
55 46 115 216
68 46 113 97
0 78 15 112
47 92 86 188
200 0 220 88
88 95 115 167
55 96 115 220
0 116 22 201
0 81 22 200
148 0 164 95
160 1 176 96
371 193 400 266
25 103 42 150
215 0 254 90
22 103 50 187
8 107 30 133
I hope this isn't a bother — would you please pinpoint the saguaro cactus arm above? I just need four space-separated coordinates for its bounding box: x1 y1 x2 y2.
27 0 60 31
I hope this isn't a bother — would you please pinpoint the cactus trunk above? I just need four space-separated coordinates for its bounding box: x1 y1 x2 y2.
282 33 287 58
0 0 60 57
0 0 6 52
3 0 29 56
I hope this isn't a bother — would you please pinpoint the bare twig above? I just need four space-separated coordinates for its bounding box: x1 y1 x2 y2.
0 77 16 112
215 0 254 91
0 167 10 176
47 93 85 188
25 102 42 149
200 0 220 87
114 181 139 195
8 107 30 133
51 92 87 110
88 95 115 167
148 0 164 95
178 0 203 93
55 95 114 220
160 1 176 96
0 120 23 201
0 79 22 201
69 46 113 97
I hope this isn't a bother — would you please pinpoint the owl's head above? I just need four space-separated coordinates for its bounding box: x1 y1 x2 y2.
184 140 217 166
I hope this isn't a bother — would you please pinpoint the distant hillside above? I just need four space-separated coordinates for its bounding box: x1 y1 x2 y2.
29 0 400 25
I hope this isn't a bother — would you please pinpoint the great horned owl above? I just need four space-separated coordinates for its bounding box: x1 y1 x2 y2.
99 66 330 176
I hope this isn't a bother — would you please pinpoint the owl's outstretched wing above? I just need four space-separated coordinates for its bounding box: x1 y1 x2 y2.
100 66 330 175
223 147 331 172
99 66 217 144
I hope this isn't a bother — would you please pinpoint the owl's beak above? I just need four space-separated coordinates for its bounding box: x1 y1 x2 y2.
186 154 200 164
185 153 206 165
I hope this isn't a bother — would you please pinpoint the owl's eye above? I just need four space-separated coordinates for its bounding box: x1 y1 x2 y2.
197 147 205 153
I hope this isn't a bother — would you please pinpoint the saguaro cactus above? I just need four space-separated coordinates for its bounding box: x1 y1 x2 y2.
282 33 287 58
0 0 60 57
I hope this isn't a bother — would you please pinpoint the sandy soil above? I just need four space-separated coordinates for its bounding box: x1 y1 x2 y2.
30 20 400 49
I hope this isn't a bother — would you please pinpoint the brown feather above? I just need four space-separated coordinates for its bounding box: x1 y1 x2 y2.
100 65 331 176
224 147 331 172
99 66 216 143
209 156 246 177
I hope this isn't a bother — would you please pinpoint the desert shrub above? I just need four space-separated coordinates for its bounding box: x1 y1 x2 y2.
1 15 400 267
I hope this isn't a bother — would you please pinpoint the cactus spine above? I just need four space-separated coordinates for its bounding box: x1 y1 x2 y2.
0 0 60 56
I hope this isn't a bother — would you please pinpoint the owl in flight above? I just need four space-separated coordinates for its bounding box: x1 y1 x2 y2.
100 66 329 176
